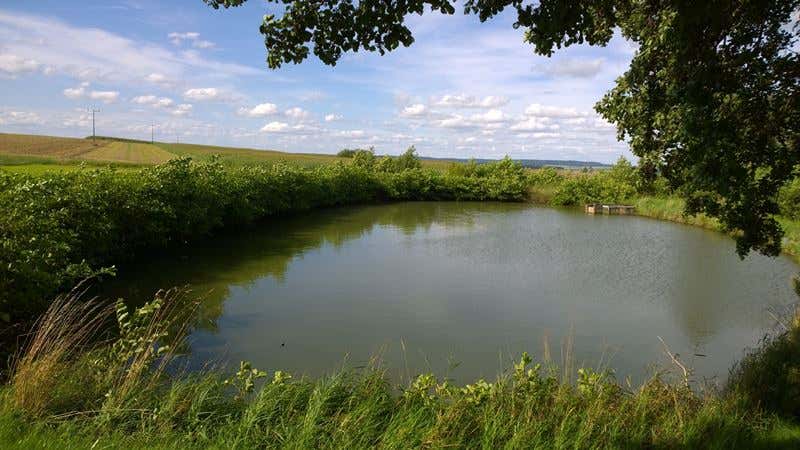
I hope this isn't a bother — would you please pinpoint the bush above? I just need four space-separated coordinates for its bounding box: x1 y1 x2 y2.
778 178 800 220
0 156 529 322
549 158 642 206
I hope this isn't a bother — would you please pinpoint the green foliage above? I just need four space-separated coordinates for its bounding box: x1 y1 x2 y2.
336 148 368 158
350 148 377 170
6 296 800 448
224 361 268 400
727 297 800 420
549 159 641 206
207 0 800 258
527 166 564 187
779 178 800 220
0 157 528 323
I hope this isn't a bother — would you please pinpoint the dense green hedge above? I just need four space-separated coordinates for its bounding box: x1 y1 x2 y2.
0 157 528 321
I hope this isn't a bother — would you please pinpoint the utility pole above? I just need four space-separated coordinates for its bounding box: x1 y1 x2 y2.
90 107 99 144
151 123 155 144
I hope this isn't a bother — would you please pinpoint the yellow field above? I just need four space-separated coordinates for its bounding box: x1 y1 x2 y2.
158 142 347 167
82 141 177 164
0 133 454 170
0 133 102 159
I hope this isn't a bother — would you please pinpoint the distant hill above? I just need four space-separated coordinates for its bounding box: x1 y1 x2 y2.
420 157 611 169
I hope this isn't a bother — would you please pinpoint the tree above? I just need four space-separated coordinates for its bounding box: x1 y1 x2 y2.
204 0 799 256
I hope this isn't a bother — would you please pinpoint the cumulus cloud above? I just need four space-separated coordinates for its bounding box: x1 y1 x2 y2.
284 107 309 120
400 103 427 117
0 110 41 125
62 82 118 103
63 82 88 99
239 103 278 117
432 94 508 108
524 103 587 119
339 130 365 138
0 53 40 75
470 108 506 123
184 87 225 101
324 114 341 122
261 121 289 133
509 117 559 131
144 72 170 85
436 115 470 129
132 95 173 107
171 103 193 116
88 90 119 103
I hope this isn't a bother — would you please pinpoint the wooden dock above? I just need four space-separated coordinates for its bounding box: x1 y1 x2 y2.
585 203 635 215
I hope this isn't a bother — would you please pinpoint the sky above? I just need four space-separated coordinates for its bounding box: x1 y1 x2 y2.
0 0 638 163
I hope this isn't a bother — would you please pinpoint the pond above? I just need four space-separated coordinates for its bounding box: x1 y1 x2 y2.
100 202 799 385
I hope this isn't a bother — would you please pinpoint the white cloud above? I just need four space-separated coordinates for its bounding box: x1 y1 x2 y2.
0 12 257 87
132 95 173 107
436 115 470 129
63 85 86 99
510 117 559 131
144 72 169 84
432 94 508 108
339 130 365 138
89 90 119 103
0 53 40 75
470 108 506 123
324 114 341 122
524 103 587 118
168 31 200 45
260 121 289 133
0 110 41 125
169 32 215 49
400 103 427 117
184 87 222 101
193 40 215 49
284 107 310 120
62 82 118 103
240 103 278 117
171 103 193 116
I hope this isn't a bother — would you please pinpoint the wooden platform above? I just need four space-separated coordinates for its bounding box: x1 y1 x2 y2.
585 203 635 215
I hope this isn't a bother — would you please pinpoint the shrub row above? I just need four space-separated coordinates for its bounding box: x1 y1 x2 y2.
0 157 529 321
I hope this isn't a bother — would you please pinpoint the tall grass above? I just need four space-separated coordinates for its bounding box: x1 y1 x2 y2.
2 291 799 448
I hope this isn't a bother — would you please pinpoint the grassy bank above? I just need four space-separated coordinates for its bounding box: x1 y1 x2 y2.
1 292 799 449
526 163 800 261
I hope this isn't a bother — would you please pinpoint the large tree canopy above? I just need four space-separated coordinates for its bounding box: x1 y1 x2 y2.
206 0 800 257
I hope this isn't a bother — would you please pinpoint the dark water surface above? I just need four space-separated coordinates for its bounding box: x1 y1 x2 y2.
100 202 799 384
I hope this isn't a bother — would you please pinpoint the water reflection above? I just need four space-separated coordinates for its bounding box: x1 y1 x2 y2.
97 202 798 384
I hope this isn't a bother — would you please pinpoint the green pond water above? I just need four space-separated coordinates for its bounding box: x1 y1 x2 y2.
101 202 799 384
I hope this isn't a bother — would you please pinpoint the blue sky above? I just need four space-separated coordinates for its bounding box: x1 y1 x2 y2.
0 0 637 162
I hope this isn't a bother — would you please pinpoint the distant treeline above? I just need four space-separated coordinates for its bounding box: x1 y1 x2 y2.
337 147 610 169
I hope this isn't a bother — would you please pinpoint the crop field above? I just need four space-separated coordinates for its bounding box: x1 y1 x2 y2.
82 141 177 164
0 133 102 159
0 133 452 170
157 142 347 167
